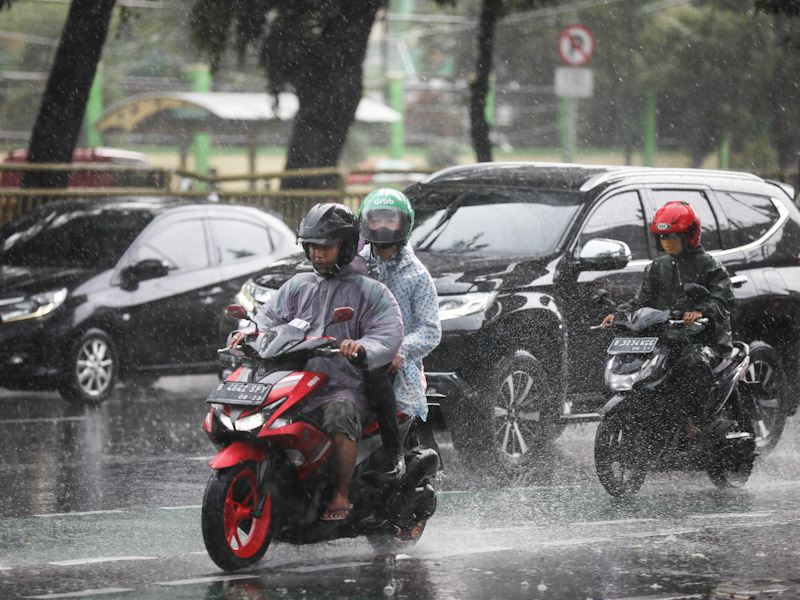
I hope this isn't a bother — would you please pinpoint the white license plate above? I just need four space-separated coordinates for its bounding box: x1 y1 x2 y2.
607 337 658 354
207 381 272 405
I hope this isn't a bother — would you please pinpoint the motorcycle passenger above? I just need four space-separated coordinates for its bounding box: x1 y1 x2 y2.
358 189 443 467
601 201 734 437
230 203 403 521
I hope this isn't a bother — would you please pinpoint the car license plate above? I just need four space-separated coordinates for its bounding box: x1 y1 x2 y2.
607 337 658 354
207 381 272 406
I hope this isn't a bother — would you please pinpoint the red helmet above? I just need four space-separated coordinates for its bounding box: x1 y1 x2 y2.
651 201 701 251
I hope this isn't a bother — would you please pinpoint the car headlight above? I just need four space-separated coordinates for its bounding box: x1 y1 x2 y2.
438 292 496 321
0 288 68 323
234 280 274 314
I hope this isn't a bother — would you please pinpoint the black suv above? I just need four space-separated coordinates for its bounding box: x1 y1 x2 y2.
227 163 800 472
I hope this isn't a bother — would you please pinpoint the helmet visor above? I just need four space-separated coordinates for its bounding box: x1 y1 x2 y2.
359 208 409 243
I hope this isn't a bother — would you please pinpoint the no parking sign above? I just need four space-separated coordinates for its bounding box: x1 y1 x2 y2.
558 24 595 67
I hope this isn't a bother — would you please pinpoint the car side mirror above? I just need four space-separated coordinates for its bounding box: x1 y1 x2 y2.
577 238 632 271
120 259 170 290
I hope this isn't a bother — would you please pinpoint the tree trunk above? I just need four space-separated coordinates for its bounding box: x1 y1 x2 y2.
469 0 502 164
21 0 116 189
282 0 385 190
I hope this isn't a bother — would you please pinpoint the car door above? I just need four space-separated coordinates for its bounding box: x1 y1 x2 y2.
116 211 220 369
205 208 284 345
560 189 657 398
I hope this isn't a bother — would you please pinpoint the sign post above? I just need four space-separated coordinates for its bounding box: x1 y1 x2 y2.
555 24 594 163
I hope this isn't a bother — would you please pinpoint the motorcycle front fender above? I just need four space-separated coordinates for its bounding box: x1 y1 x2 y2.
599 394 626 416
209 441 267 469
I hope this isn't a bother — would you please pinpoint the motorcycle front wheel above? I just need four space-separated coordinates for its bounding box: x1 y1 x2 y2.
202 462 275 571
594 412 647 498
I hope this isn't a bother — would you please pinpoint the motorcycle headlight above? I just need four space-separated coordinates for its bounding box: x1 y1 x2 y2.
0 287 68 323
235 410 269 432
438 292 496 321
605 353 665 391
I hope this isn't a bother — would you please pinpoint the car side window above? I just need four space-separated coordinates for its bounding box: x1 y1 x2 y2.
649 190 721 251
579 191 649 260
135 218 209 271
716 192 780 248
208 218 273 264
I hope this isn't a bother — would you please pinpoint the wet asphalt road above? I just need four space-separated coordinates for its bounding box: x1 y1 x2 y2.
1 376 799 599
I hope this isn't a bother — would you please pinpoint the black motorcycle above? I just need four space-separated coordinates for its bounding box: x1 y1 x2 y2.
592 285 757 498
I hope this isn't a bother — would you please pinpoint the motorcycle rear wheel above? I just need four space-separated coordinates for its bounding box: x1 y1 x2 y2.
594 412 647 498
202 462 274 571
706 389 756 489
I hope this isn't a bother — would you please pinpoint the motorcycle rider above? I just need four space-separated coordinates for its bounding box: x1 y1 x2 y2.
230 203 403 521
601 201 734 437
358 189 443 465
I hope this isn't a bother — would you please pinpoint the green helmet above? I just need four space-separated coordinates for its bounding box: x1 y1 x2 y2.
358 188 415 245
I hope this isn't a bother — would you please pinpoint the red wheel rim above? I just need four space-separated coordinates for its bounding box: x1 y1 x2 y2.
222 468 271 558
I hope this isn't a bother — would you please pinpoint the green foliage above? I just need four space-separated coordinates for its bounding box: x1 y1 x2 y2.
755 0 800 16
638 6 776 166
730 134 779 171
426 138 464 169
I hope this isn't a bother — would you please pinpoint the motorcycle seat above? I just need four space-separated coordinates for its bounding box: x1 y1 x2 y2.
361 413 410 437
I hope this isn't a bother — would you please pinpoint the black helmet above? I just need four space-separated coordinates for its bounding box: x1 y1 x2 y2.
297 203 359 268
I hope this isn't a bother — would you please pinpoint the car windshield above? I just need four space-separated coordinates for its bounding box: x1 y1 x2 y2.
0 206 155 269
409 188 585 256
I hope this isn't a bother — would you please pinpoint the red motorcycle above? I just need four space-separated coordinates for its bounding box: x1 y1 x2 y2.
201 305 439 571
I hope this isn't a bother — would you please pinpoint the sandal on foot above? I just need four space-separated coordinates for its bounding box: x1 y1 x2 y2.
320 503 353 522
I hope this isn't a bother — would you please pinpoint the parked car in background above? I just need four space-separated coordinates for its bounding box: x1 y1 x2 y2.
0 147 161 189
345 158 427 187
0 196 298 404
225 163 800 476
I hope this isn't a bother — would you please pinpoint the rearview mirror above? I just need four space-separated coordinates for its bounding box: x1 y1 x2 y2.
684 283 710 303
227 304 248 320
331 307 355 324
577 238 632 271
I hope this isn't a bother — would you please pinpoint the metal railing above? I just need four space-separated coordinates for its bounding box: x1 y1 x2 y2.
0 162 434 229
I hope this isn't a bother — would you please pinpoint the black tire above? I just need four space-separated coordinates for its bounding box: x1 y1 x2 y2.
201 462 275 571
594 412 647 498
742 341 788 455
448 351 561 474
706 388 756 489
58 328 118 405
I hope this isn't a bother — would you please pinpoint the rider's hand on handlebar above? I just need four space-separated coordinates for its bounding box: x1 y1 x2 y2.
601 314 615 328
682 310 703 326
229 331 247 348
339 339 363 358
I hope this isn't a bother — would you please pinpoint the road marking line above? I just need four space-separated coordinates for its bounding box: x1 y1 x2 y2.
159 574 259 585
36 510 125 518
159 505 201 510
613 594 703 600
0 417 89 425
48 556 156 566
25 588 133 599
688 512 772 519
284 561 373 573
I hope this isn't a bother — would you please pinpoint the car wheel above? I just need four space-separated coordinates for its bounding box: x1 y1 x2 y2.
742 341 788 455
58 328 118 405
447 351 561 474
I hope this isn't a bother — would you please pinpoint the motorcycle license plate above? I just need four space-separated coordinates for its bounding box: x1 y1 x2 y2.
607 337 658 354
206 381 272 405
